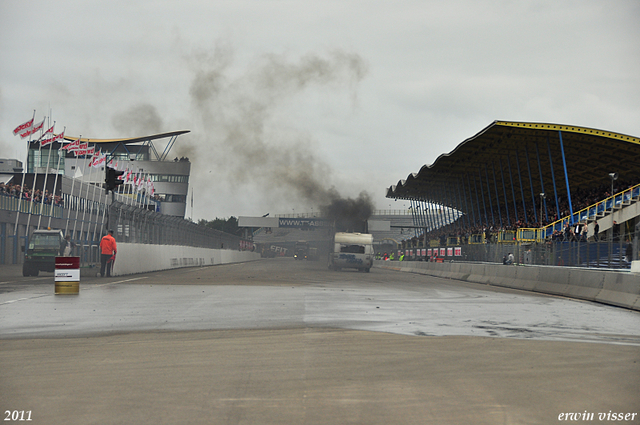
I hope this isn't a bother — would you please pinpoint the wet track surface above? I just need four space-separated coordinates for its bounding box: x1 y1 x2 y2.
2 258 639 345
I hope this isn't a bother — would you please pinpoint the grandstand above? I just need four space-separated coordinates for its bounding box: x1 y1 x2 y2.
386 121 640 268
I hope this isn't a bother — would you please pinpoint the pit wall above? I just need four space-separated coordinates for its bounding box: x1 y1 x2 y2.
88 243 261 276
375 260 640 311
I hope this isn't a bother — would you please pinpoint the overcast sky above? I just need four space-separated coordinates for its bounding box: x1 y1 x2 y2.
1 0 639 220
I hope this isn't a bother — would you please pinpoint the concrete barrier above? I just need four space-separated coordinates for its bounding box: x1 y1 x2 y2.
97 243 261 276
533 267 571 296
597 273 640 309
375 260 640 311
561 269 604 303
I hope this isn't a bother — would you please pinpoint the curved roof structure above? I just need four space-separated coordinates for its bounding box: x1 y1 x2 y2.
63 130 190 144
386 121 640 224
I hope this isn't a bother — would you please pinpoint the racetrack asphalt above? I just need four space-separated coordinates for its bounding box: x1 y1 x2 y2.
1 258 639 424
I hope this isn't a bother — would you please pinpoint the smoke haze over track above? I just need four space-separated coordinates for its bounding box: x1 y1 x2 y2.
183 44 373 220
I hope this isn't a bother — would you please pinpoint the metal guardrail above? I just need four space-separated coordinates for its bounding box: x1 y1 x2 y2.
0 194 64 218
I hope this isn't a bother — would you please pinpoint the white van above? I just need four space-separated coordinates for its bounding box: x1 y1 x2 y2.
328 232 374 272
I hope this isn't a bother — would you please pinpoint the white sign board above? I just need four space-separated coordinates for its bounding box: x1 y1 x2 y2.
55 269 80 281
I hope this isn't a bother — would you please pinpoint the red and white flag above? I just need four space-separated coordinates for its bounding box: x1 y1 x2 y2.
73 145 93 157
13 117 34 135
90 150 106 168
41 129 64 147
61 138 82 151
38 124 55 141
19 118 45 139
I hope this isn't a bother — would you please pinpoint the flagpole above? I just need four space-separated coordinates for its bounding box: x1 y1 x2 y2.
35 122 57 230
133 168 141 208
30 122 47 230
72 141 93 242
37 124 61 229
142 173 149 211
132 168 138 208
87 150 105 261
23 118 46 240
98 180 110 243
29 118 55 231
47 128 67 229
13 110 37 242
64 136 82 236
128 166 135 207
93 155 113 247
137 170 144 209
79 147 100 252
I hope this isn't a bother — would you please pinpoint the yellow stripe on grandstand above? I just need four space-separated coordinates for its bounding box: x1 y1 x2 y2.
495 121 640 145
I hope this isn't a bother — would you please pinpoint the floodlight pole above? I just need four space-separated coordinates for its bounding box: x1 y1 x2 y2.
539 193 545 228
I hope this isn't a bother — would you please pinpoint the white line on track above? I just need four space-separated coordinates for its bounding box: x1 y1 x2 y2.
0 294 48 305
0 277 49 285
90 276 149 288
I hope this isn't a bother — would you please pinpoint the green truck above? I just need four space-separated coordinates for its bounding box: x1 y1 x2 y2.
23 229 65 276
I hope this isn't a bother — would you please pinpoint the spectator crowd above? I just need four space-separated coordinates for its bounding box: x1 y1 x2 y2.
0 182 64 206
412 180 637 246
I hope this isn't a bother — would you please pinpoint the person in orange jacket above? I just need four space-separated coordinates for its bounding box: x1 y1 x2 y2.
99 229 117 277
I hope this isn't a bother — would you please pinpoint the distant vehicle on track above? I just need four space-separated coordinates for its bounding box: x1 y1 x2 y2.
294 241 309 260
328 232 374 272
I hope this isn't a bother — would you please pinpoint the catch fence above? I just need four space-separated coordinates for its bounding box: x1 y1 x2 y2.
0 183 250 266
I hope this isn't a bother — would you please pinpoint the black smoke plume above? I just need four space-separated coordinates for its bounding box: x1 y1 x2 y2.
320 190 374 233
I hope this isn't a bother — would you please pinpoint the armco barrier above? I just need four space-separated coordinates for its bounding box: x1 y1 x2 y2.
375 260 640 311
84 243 261 276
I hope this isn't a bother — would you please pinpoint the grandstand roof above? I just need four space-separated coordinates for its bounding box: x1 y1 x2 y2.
63 130 190 144
386 121 640 217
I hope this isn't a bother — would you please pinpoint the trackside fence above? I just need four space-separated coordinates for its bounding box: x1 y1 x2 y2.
0 189 251 266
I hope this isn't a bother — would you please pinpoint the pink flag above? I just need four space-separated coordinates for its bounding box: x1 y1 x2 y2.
13 118 34 135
